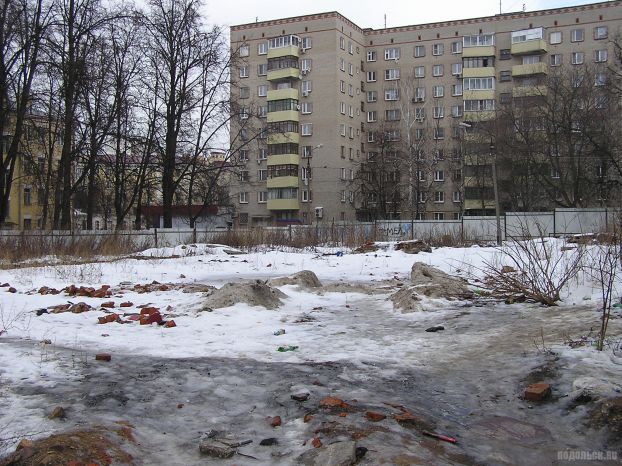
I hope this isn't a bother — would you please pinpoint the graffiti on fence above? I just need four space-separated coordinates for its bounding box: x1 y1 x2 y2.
377 223 411 240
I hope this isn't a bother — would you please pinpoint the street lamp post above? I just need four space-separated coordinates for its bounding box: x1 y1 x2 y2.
490 139 502 246
306 143 322 226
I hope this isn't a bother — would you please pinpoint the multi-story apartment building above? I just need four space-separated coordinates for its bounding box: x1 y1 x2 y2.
230 0 622 226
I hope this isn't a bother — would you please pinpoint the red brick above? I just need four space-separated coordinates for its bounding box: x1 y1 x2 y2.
311 437 322 448
139 312 162 325
120 302 134 308
303 414 314 423
95 353 111 361
339 412 347 417
524 383 551 401
101 301 115 308
164 320 177 328
140 307 160 315
319 396 349 410
270 416 282 427
366 411 386 422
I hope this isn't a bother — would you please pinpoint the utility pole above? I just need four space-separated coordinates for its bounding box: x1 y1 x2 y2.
490 139 502 245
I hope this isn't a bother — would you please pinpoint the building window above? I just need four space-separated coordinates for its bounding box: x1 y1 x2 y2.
594 26 608 40
451 41 462 54
257 42 268 55
434 212 445 220
595 72 607 87
451 104 463 117
339 58 345 71
434 170 445 182
340 124 346 136
463 33 495 47
432 64 444 77
464 77 495 90
451 63 463 76
434 191 445 203
301 102 313 114
340 80 345 93
367 111 377 122
258 169 268 181
239 65 248 78
385 88 399 101
433 85 444 98
414 45 426 58
302 36 312 50
384 68 400 80
433 106 444 118
340 101 346 114
301 123 313 136
301 58 312 72
499 70 512 82
239 44 249 57
348 84 353 96
384 47 400 60
572 52 584 65
239 150 249 162
499 49 511 60
415 87 425 102
385 129 400 141
238 213 249 224
239 192 248 203
302 80 312 94
549 31 562 44
500 92 512 104
451 83 462 96
549 54 562 66
571 29 584 42
367 50 377 62
367 71 376 82
340 36 345 49
415 107 425 121
257 84 268 96
511 27 543 43
433 127 444 140
595 49 608 63
23 186 32 205
551 168 560 179
432 43 444 56
385 109 400 121
348 41 354 55
522 55 540 65
258 148 268 160
239 87 249 99
258 191 268 203
239 107 249 120
452 191 461 203
464 99 495 112
349 63 354 75
414 66 425 78
349 126 354 139
301 190 312 202
367 90 377 102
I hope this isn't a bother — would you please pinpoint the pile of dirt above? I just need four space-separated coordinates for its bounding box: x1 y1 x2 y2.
268 270 322 289
395 240 432 254
588 397 622 444
1 425 136 466
391 262 473 312
203 280 287 309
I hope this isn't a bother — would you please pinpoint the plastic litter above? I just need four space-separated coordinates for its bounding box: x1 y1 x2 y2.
277 345 299 352
274 329 286 336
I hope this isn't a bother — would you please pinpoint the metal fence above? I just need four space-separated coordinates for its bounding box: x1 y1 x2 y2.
0 208 618 246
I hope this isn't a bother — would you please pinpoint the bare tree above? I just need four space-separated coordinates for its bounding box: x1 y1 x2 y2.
0 0 49 228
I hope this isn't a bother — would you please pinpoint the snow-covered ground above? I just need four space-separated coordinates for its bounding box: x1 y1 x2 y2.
0 240 620 465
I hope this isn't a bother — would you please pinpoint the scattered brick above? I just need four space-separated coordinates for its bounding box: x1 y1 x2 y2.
48 406 66 420
120 302 134 308
8 287 16 293
95 353 111 361
69 302 92 314
140 312 162 325
270 416 282 427
319 396 349 410
177 403 184 409
311 437 322 448
140 307 160 315
164 320 177 328
366 411 386 422
100 301 115 308
339 413 348 417
304 414 314 423
524 383 551 402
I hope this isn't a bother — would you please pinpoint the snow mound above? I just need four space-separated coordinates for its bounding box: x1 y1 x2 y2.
204 280 287 309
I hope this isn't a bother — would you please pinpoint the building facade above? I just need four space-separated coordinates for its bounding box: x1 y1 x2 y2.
230 1 622 226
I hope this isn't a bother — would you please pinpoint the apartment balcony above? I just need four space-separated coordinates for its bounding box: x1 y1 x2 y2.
511 39 547 56
268 154 299 166
268 132 300 145
462 67 496 78
267 198 300 210
463 90 495 101
463 110 496 121
267 67 300 82
464 199 495 210
267 45 299 60
464 176 493 188
511 62 548 77
267 176 299 189
462 46 495 58
512 85 548 98
267 110 299 123
267 88 299 101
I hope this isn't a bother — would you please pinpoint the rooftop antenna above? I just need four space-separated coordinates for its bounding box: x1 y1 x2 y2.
384 14 386 29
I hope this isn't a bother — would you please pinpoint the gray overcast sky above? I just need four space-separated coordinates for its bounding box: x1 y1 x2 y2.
206 0 606 29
